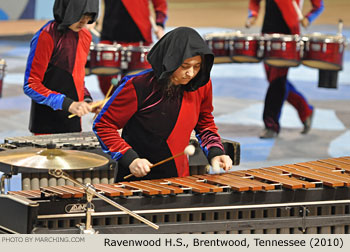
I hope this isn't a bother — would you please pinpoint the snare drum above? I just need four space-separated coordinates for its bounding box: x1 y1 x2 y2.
302 33 346 71
204 32 236 64
122 45 152 75
264 34 302 67
0 59 6 98
89 43 122 75
232 33 264 63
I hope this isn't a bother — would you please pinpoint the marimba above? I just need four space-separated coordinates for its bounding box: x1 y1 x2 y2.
1 156 350 234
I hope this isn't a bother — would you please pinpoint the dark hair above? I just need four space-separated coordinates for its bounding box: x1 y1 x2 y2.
83 12 96 20
154 54 205 99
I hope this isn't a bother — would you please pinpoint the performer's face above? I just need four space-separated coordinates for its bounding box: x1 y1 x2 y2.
69 14 93 32
171 55 202 85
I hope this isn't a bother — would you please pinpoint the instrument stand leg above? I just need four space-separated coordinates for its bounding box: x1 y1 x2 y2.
0 173 12 194
299 206 310 233
78 191 98 234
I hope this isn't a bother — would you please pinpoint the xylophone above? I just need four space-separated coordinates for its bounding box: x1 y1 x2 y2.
1 156 350 234
0 132 240 190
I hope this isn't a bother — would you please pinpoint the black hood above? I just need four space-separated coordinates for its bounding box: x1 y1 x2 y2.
147 27 214 91
53 0 99 32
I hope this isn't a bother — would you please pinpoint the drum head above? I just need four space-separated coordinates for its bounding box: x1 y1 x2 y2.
265 59 300 67
232 55 261 63
302 60 342 71
91 68 121 75
214 57 232 64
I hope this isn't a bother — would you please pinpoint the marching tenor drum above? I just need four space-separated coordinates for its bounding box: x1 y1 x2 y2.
231 32 264 63
264 34 302 67
302 33 346 71
88 43 123 75
122 45 152 75
204 31 236 64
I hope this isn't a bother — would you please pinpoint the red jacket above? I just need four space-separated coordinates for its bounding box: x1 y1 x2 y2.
248 0 324 34
93 71 223 180
122 0 167 44
24 21 92 133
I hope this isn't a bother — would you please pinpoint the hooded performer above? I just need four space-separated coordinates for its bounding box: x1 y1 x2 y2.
96 0 167 96
24 0 99 134
93 27 233 181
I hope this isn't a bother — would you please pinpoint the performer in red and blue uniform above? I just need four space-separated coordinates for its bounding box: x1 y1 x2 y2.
93 27 233 181
24 0 100 134
97 0 168 96
246 0 324 138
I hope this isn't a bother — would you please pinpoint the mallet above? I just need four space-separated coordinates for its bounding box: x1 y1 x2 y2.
123 145 196 180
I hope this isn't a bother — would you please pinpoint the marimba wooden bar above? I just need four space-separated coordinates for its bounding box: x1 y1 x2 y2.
2 156 350 234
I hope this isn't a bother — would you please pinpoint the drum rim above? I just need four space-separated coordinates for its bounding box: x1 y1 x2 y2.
204 33 262 41
90 43 122 51
123 45 152 52
264 33 300 41
204 31 238 39
302 34 346 44
233 34 263 41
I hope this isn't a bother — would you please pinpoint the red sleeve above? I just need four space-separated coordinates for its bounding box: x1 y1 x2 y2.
74 28 92 101
151 0 167 26
24 29 68 110
305 0 324 23
93 79 138 158
195 80 224 153
122 0 167 44
26 32 57 97
248 0 262 18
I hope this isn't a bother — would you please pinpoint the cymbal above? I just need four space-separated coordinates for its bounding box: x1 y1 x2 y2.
0 147 109 170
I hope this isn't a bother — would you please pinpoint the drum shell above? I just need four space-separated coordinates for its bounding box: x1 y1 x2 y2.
318 69 338 89
232 35 264 63
123 46 152 75
205 35 233 64
264 34 302 67
89 44 122 76
302 36 345 71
